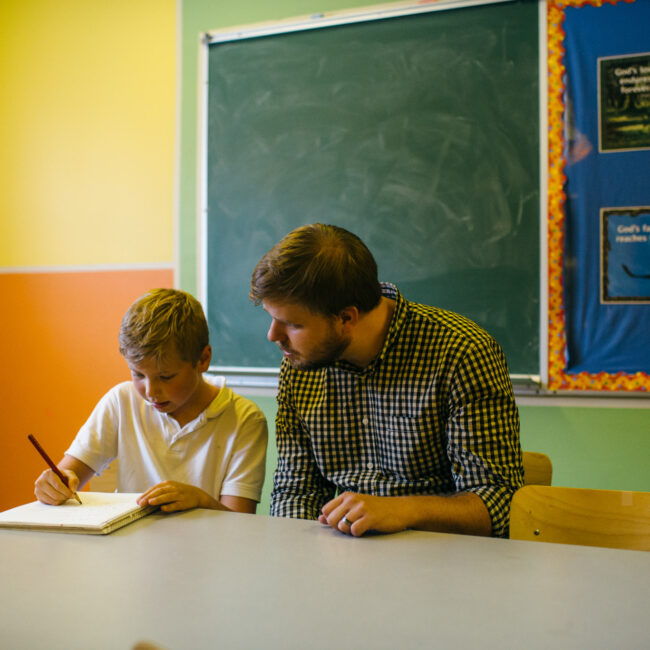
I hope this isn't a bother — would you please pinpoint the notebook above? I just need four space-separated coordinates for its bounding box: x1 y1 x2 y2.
0 492 156 535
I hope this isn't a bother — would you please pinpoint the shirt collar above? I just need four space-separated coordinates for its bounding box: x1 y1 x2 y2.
333 282 407 377
203 375 229 420
159 375 229 434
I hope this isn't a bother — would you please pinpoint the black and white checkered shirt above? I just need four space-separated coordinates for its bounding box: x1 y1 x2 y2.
270 283 523 537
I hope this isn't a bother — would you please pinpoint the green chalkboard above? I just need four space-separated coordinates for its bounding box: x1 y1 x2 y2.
205 0 539 375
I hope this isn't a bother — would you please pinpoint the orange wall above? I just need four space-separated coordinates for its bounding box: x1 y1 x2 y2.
0 270 173 510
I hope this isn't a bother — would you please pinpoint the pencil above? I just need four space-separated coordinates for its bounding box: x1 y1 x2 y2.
27 434 82 504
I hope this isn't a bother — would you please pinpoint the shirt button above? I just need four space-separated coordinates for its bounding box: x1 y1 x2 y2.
367 462 374 470
362 417 369 426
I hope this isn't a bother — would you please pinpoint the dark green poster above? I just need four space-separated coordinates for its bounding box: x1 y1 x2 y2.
599 53 650 152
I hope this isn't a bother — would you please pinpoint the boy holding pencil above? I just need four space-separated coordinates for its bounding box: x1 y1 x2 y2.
34 289 268 514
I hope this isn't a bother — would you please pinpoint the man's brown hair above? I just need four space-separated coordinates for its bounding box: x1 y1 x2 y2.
250 223 381 315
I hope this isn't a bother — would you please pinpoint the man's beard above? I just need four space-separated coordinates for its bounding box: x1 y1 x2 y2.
284 331 351 371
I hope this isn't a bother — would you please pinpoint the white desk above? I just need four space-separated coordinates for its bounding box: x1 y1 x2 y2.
1 509 648 649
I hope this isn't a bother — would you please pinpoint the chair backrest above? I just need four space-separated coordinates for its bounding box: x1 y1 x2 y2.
510 485 650 551
522 451 552 486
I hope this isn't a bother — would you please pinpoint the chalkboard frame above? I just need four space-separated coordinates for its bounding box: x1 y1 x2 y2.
198 0 544 388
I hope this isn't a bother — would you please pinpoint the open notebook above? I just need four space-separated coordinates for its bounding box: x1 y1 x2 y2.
0 492 156 535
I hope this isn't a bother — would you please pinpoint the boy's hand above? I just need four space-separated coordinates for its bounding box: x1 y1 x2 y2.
137 481 216 512
34 468 79 505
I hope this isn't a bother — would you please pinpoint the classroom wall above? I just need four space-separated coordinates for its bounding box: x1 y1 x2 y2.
177 0 382 292
179 0 649 515
0 0 646 513
0 0 176 511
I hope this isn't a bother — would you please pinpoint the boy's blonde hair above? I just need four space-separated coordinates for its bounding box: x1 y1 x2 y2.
118 289 209 365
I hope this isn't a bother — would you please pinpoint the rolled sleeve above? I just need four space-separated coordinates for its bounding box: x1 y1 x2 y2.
447 338 524 537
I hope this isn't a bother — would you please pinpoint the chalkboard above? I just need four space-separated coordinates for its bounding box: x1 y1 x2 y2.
204 0 540 376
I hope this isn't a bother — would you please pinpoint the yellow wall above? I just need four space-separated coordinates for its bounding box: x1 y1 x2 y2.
0 0 175 266
0 0 177 511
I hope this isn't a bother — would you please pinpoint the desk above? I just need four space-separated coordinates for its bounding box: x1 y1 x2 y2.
1 509 648 649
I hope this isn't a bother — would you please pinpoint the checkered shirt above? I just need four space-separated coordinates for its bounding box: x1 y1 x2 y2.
270 283 523 537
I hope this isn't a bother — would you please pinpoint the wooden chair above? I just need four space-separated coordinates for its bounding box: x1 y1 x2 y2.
510 485 650 551
522 451 552 486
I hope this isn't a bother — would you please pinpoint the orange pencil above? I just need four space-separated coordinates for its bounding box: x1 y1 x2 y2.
27 434 82 504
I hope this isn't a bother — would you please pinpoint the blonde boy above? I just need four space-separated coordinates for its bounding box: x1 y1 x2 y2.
35 289 267 513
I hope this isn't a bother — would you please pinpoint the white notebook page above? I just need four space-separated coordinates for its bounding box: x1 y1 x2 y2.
0 492 151 532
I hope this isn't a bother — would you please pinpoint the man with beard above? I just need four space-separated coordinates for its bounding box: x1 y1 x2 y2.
250 223 523 538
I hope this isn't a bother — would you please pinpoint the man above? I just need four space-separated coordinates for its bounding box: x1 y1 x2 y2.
250 223 523 537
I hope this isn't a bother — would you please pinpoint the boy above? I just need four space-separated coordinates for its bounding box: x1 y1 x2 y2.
34 289 268 514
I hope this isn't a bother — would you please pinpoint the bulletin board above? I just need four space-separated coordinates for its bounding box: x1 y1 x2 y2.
547 0 650 391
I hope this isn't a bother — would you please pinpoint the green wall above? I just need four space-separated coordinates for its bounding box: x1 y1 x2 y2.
518 405 650 492
181 1 649 515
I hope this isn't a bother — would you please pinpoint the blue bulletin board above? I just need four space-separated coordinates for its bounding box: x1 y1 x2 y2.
547 0 650 390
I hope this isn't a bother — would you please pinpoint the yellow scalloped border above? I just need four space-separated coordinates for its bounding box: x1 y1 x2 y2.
546 0 649 391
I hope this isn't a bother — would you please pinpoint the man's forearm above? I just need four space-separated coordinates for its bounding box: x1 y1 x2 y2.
320 490 493 537
402 492 493 536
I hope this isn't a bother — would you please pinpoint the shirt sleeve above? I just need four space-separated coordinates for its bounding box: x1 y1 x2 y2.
66 386 121 475
219 402 268 502
270 362 337 519
445 336 524 538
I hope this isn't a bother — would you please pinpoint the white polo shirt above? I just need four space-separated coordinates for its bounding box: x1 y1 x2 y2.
67 376 268 501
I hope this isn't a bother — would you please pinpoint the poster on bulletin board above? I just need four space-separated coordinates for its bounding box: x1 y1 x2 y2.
547 0 650 391
601 206 650 302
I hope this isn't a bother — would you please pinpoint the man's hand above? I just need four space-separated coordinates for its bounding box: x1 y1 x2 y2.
319 492 411 537
137 481 215 512
319 490 493 538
